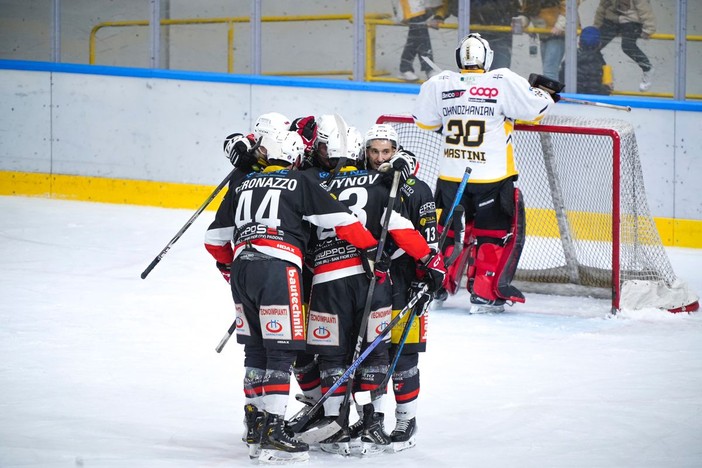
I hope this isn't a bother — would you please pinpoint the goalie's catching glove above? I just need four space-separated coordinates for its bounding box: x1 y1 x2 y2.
416 249 447 294
216 262 231 284
528 73 565 103
362 246 391 284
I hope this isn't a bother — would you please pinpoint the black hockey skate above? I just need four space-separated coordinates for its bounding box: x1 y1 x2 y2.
242 404 265 459
390 417 417 452
359 404 391 455
258 413 310 464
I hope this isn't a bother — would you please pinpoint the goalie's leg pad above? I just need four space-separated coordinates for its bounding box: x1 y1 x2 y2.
442 221 474 295
495 188 525 302
472 188 526 303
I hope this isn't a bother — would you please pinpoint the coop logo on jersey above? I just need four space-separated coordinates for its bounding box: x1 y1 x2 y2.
307 311 339 346
442 89 466 100
260 305 292 340
235 303 251 336
470 86 499 98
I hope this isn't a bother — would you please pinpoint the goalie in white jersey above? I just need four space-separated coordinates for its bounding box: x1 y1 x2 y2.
413 32 558 313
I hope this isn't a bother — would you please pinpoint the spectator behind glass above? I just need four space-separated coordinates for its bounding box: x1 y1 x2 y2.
393 0 443 81
559 26 612 96
594 0 656 92
517 1 579 82
432 0 521 70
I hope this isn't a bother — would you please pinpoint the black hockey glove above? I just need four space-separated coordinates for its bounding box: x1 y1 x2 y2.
216 262 231 284
379 148 419 181
409 281 433 316
223 133 259 170
290 116 318 153
416 249 447 294
528 73 565 103
362 246 391 284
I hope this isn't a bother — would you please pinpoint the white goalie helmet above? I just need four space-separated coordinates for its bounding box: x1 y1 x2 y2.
314 114 337 149
364 124 398 149
327 126 364 163
262 130 304 167
253 112 291 140
455 33 494 71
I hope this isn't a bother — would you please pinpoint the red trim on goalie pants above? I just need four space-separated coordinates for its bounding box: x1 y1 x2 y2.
244 386 264 397
205 242 234 265
473 228 508 239
394 388 420 402
335 221 377 250
262 383 290 395
321 384 347 396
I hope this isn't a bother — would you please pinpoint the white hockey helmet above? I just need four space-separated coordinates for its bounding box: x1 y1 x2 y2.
364 124 398 149
314 114 337 149
253 112 291 140
455 33 494 71
262 130 304 167
327 126 364 164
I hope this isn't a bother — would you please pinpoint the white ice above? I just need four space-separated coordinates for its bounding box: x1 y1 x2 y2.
1 196 701 467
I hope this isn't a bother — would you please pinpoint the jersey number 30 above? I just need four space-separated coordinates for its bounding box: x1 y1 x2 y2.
445 119 485 147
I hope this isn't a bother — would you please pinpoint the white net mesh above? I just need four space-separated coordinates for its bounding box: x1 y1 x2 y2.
381 114 697 311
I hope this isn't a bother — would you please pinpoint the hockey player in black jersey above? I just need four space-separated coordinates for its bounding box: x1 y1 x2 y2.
205 129 380 464
365 123 438 452
305 126 446 456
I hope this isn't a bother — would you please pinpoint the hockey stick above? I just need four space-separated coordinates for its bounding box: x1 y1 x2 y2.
559 96 631 112
291 170 403 440
141 167 237 279
292 282 429 443
437 166 472 252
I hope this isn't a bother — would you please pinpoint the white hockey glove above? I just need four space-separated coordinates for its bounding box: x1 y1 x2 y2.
223 133 260 170
379 148 419 181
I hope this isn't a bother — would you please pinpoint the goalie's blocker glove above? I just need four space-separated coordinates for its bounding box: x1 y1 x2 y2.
528 73 565 103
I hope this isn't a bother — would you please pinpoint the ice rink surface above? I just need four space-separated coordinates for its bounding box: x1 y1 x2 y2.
2 196 701 467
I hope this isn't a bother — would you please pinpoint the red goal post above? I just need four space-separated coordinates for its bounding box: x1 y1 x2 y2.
376 114 698 313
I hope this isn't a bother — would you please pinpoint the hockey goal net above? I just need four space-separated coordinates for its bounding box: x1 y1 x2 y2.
377 114 698 313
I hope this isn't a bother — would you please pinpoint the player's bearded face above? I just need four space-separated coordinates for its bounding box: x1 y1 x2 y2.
367 140 395 170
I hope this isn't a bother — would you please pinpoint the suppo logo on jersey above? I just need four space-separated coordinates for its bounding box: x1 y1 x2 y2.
470 86 499 98
307 310 339 346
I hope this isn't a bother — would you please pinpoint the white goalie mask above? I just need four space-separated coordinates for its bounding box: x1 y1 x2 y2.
364 124 398 150
314 114 337 149
455 33 494 71
262 130 304 167
253 112 291 141
327 126 364 164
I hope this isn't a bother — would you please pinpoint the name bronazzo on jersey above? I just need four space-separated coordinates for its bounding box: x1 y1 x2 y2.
236 174 298 193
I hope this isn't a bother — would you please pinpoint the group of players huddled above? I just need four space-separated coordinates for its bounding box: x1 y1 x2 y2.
204 32 559 464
